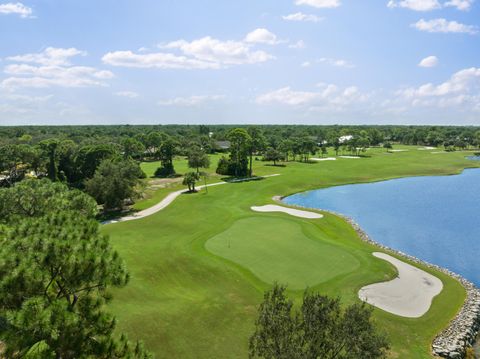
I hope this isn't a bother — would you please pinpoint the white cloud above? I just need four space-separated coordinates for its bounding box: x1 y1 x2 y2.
387 0 441 11
301 61 311 67
7 47 87 66
0 2 33 18
158 95 225 107
289 40 306 49
102 51 220 70
444 0 474 10
413 18 478 34
282 12 323 22
256 83 367 108
387 0 474 11
244 28 279 45
418 55 439 67
318 57 355 68
396 68 480 111
115 91 139 98
1 48 113 89
295 0 341 8
104 31 275 70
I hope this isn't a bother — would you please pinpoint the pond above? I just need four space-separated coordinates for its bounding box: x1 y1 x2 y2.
283 168 480 285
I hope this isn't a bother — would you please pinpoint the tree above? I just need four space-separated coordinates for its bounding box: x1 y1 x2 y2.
39 139 60 182
383 142 393 152
320 146 328 157
278 139 294 162
187 146 210 173
0 178 98 223
156 137 177 177
122 137 145 159
264 147 283 166
227 128 251 177
0 144 35 186
249 284 389 359
298 137 317 162
183 171 200 192
75 144 118 182
85 159 144 212
247 127 266 177
0 212 151 358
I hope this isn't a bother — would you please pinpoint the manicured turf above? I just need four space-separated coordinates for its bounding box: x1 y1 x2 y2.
205 217 359 290
103 147 480 358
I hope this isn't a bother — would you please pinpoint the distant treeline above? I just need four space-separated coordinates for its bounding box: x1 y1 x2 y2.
1 124 480 149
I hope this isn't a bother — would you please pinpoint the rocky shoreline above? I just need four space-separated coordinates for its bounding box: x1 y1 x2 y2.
275 197 480 358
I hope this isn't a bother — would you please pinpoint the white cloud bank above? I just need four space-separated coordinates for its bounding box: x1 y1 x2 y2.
282 12 323 22
396 67 480 110
102 29 276 70
412 18 478 34
158 95 225 107
1 47 114 89
295 0 341 8
418 55 439 67
256 84 367 109
387 0 474 10
244 28 279 45
0 2 33 18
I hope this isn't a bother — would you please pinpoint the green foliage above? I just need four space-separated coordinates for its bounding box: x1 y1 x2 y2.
122 137 145 159
39 139 60 182
183 171 200 192
153 164 176 178
226 128 251 177
264 147 283 166
0 211 151 358
0 178 98 223
249 284 389 359
85 159 143 212
187 146 210 173
215 156 231 176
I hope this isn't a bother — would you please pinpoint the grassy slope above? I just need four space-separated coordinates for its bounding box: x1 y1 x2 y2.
103 147 479 358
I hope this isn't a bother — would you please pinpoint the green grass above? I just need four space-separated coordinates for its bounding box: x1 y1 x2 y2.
205 216 360 290
103 146 479 358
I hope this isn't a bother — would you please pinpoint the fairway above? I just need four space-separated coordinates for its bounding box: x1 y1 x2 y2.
104 147 480 358
205 217 359 290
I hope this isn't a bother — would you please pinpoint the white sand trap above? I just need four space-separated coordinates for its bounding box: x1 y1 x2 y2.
251 205 323 219
311 157 337 161
418 146 436 150
339 155 361 159
359 252 443 318
390 149 408 152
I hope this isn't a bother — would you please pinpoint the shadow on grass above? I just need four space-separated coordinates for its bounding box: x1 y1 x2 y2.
220 176 266 183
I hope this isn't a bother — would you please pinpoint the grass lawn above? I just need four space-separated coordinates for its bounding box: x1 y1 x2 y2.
205 216 360 290
103 146 479 358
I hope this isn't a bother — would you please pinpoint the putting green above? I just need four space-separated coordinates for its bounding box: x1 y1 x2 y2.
205 216 360 290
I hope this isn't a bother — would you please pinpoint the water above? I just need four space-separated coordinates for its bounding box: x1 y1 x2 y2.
283 168 480 286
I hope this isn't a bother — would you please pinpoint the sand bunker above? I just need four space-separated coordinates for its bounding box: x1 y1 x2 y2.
339 155 361 159
390 150 408 152
311 157 337 161
418 146 436 150
359 252 443 318
251 205 323 219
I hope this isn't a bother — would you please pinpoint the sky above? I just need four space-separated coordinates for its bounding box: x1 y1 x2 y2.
0 0 479 126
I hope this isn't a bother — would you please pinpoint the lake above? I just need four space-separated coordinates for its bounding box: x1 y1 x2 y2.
283 168 480 286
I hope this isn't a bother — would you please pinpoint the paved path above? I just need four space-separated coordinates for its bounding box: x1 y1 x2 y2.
103 174 280 225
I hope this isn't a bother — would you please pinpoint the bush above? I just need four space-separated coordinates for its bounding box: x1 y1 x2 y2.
154 163 176 178
216 156 231 175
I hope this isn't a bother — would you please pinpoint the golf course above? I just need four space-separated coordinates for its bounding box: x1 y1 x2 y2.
102 147 480 358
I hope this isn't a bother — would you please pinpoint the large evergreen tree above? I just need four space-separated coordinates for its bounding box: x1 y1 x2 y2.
249 284 389 359
0 179 151 358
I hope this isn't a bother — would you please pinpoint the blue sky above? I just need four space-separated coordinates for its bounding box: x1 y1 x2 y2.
0 0 479 125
